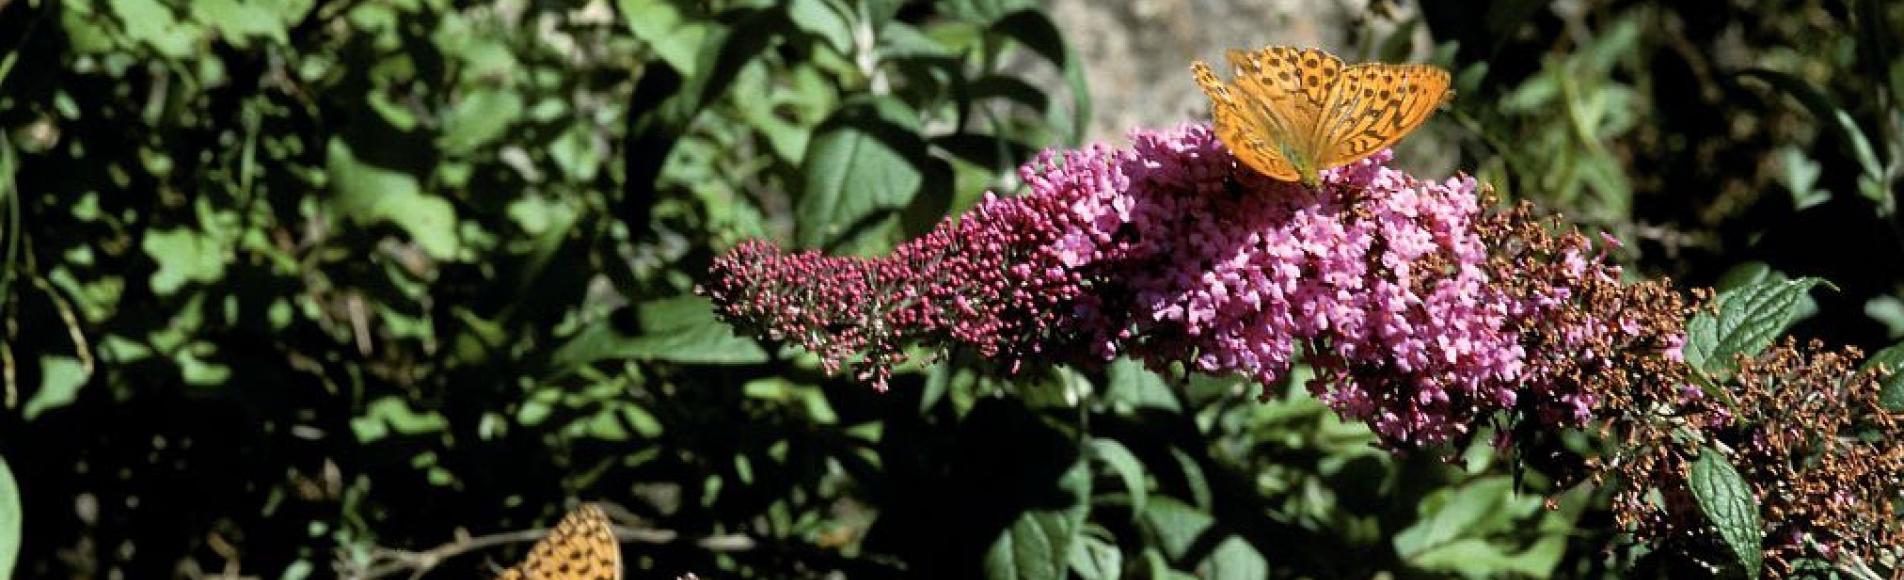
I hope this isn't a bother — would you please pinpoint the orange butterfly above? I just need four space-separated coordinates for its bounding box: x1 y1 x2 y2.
1192 46 1452 188
498 504 622 580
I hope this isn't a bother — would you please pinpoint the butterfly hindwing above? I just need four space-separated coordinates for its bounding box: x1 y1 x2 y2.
498 504 623 580
1315 63 1451 168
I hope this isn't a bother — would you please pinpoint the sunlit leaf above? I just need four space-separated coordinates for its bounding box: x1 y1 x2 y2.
789 0 854 56
1067 534 1121 580
141 227 226 296
1689 448 1762 580
620 0 711 74
24 356 89 421
1104 357 1181 415
1205 537 1267 580
0 454 18 580
188 0 299 48
326 139 461 260
1683 277 1828 376
797 97 927 248
1087 438 1147 519
351 396 452 443
1140 497 1211 561
108 0 201 58
439 88 524 155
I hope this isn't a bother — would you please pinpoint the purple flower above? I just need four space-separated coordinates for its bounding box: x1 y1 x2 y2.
706 123 1620 448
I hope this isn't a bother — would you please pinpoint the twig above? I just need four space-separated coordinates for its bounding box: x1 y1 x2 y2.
22 237 94 376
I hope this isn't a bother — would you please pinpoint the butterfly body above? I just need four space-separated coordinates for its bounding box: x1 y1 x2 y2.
498 504 622 580
1193 47 1451 187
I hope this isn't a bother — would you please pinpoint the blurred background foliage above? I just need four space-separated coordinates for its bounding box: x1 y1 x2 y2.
0 0 1896 578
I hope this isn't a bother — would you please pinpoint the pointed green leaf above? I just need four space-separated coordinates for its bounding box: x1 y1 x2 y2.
1683 277 1827 375
1688 449 1762 580
619 0 711 74
984 459 1091 580
1206 537 1267 580
797 98 926 248
1068 533 1121 580
1140 496 1212 561
1087 438 1147 519
1105 357 1181 414
788 0 853 56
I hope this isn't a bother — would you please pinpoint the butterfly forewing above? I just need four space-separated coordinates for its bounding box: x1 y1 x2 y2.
1315 63 1451 168
498 504 623 580
1194 61 1301 181
1243 46 1341 114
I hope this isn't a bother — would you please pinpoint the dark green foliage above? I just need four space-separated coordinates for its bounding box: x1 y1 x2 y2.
0 0 1899 577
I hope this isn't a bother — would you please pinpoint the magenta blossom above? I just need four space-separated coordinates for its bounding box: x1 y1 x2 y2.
706 124 1607 447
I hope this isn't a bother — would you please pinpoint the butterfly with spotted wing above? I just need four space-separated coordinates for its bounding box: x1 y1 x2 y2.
1192 46 1451 188
497 504 622 580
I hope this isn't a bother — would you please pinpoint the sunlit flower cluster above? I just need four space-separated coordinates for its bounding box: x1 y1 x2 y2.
708 124 1608 446
706 122 1904 573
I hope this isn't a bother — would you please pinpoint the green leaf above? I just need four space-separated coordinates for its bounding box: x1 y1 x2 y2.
1394 476 1517 559
983 459 1090 580
109 0 202 59
797 98 927 248
438 88 524 155
1682 277 1828 376
141 227 227 296
989 10 1090 144
1087 438 1147 519
1774 147 1829 210
188 0 297 48
1861 341 1904 412
1403 538 1538 579
788 0 853 56
350 396 451 443
0 454 18 580
1067 533 1122 580
1104 357 1181 415
1688 449 1762 580
24 355 89 421
326 139 460 260
548 125 602 182
877 21 953 59
620 0 711 74
1167 447 1211 511
1205 537 1267 580
1140 496 1212 561
550 296 768 367
1865 295 1904 339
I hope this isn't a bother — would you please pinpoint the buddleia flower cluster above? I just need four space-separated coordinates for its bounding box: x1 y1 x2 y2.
707 124 1593 447
704 123 1904 573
